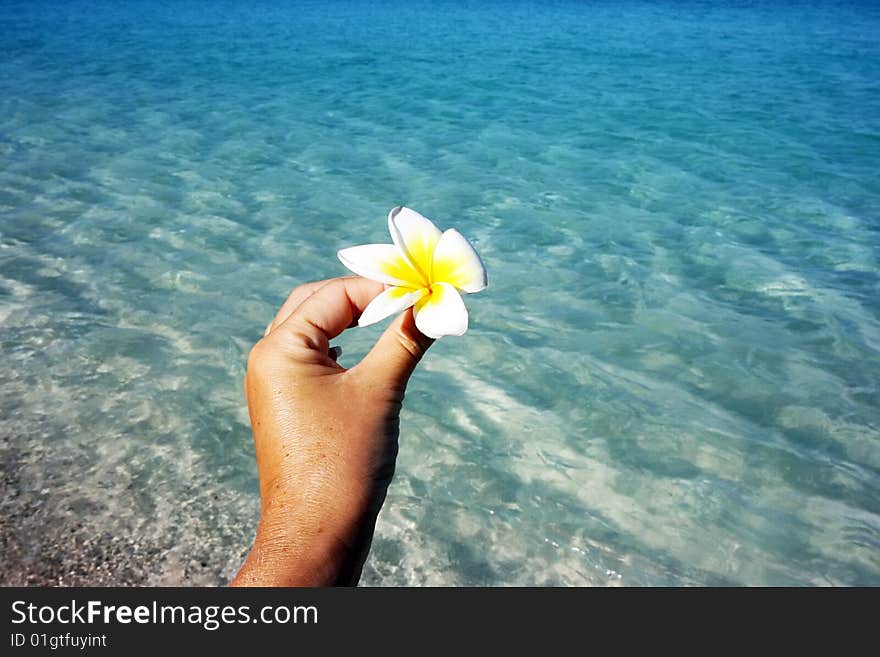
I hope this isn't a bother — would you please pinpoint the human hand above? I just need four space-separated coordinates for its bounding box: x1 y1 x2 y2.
231 276 433 586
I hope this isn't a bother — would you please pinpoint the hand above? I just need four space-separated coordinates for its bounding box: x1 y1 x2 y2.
231 276 433 586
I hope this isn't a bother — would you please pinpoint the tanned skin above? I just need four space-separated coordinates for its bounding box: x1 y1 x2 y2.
232 277 433 586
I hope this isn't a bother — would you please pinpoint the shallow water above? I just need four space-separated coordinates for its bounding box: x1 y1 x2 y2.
1 0 879 585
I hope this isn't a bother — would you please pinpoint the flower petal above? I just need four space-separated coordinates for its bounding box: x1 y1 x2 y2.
388 206 442 283
413 282 468 338
338 244 424 288
431 228 488 293
358 286 428 328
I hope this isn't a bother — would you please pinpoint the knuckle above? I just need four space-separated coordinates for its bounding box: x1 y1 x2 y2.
395 328 425 362
246 338 273 374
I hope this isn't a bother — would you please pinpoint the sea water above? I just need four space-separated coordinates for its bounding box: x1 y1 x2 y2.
1 0 878 585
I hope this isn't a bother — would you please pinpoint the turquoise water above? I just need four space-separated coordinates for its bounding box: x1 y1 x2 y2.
1 0 879 585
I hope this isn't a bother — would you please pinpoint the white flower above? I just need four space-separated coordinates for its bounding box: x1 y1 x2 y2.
338 207 488 338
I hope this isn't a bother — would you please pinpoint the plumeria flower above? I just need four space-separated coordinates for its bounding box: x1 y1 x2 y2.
338 207 487 338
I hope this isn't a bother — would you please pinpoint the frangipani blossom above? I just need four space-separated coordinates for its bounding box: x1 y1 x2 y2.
338 207 488 339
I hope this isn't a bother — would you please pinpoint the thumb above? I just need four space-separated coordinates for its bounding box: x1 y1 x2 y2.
355 308 434 392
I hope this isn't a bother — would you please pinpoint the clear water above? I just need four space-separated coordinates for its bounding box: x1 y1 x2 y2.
1 0 879 586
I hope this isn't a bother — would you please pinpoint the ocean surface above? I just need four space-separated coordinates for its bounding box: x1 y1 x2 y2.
1 0 879 586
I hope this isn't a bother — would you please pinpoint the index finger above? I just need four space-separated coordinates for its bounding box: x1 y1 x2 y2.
265 277 339 337
273 276 384 352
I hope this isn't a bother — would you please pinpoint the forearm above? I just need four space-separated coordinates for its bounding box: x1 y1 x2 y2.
231 523 350 586
231 488 382 587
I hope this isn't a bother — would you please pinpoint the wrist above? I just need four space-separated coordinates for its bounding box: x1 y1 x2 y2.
233 486 375 587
